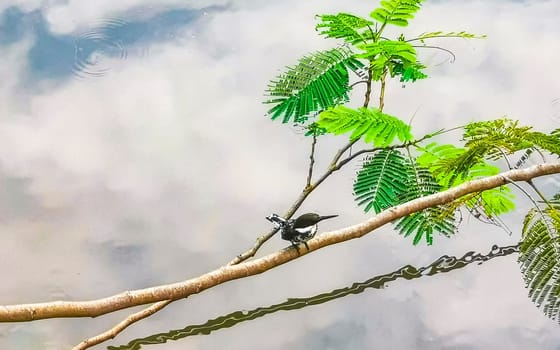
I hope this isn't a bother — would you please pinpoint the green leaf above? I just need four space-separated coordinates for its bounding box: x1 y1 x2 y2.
419 119 560 186
304 122 328 137
463 118 560 160
416 142 516 216
370 0 423 27
519 206 560 324
316 13 374 44
395 162 458 245
357 40 417 63
390 61 427 82
416 142 467 186
410 31 487 43
355 148 457 245
264 47 365 124
316 106 413 146
354 149 410 213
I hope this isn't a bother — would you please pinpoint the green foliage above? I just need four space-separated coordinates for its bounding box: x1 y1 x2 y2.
417 142 516 217
417 119 560 186
354 149 457 245
354 150 410 213
364 40 417 62
316 106 413 146
519 205 560 324
416 142 466 184
464 118 560 158
357 40 417 63
473 187 516 216
391 61 428 82
395 160 458 245
356 40 422 81
304 122 328 137
370 0 424 27
264 47 365 124
316 13 374 44
410 31 487 44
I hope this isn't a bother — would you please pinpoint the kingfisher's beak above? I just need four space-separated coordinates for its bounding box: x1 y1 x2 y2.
318 214 338 221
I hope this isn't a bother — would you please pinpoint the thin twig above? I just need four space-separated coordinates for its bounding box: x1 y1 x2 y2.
378 69 387 112
350 80 368 88
336 132 438 170
363 67 374 108
405 34 485 43
494 146 513 170
306 134 318 189
73 300 173 350
411 45 456 63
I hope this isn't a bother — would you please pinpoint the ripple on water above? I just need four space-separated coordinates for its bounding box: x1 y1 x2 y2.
72 18 130 79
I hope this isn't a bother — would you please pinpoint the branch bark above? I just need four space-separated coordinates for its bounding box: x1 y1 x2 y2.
72 300 172 350
0 162 558 322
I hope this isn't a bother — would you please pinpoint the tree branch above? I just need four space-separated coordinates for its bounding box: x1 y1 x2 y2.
228 61 377 266
109 243 520 348
72 300 173 350
1 163 558 323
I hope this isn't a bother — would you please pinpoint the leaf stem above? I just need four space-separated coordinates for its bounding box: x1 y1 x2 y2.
411 45 456 62
306 133 318 189
379 69 388 112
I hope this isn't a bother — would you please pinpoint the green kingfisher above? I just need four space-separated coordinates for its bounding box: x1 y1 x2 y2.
266 213 338 251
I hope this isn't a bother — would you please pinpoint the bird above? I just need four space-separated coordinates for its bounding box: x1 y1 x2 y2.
266 213 338 251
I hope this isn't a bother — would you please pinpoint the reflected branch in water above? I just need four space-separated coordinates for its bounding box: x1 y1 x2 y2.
108 244 520 350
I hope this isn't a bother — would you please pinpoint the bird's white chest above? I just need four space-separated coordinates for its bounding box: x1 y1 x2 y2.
294 224 318 238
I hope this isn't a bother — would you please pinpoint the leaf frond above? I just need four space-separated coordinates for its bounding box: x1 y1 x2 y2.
407 31 487 43
416 142 516 216
395 161 458 245
519 205 560 324
353 149 410 213
357 40 417 62
370 0 424 27
264 47 365 124
317 106 413 146
316 13 374 44
420 119 560 184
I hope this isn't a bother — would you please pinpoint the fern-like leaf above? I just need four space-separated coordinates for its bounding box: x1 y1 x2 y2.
317 106 413 146
408 31 487 43
417 142 516 216
416 142 465 185
464 118 560 159
354 149 410 213
370 0 423 27
423 119 560 184
264 47 364 123
316 13 374 45
471 187 516 217
356 40 418 80
391 60 427 82
395 161 458 245
355 148 457 245
519 206 560 324
357 40 417 62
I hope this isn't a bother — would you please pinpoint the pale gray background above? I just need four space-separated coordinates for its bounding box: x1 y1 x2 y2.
0 0 559 349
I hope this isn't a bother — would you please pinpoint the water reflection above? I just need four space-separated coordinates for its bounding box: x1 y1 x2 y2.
72 19 129 78
109 244 519 350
